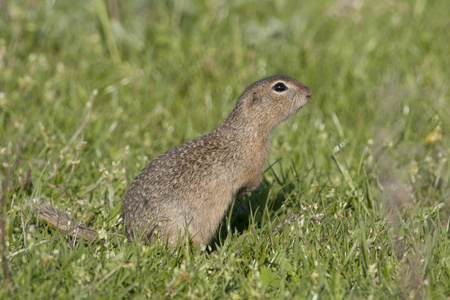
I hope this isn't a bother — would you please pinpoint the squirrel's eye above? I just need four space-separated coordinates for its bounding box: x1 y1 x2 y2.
272 82 288 92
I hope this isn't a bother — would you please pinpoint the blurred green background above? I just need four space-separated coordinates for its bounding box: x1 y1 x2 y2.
0 0 449 298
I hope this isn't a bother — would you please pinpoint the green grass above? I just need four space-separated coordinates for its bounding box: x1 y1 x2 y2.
1 0 449 298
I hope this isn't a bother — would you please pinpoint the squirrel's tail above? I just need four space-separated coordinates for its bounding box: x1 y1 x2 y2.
35 203 98 240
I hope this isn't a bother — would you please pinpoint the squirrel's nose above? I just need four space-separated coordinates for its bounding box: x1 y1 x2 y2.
305 87 312 98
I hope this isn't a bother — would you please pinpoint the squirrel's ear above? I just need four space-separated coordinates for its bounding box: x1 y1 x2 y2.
251 92 261 106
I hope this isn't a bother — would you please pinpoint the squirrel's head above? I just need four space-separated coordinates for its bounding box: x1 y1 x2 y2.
237 75 312 133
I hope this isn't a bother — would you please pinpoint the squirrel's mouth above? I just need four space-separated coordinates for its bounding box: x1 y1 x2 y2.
286 102 307 120
295 96 310 111
294 106 304 114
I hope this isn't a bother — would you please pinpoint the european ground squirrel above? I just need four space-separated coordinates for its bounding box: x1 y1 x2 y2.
37 75 312 248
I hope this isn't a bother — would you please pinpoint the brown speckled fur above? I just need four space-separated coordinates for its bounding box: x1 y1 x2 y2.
122 75 312 247
36 75 312 247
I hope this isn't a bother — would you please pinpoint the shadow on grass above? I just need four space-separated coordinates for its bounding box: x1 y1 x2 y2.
209 176 302 251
